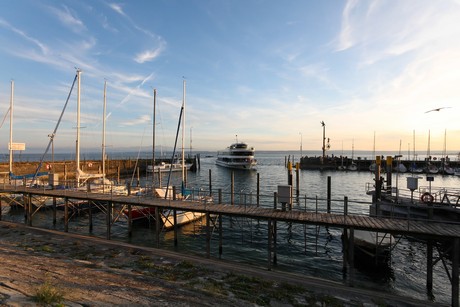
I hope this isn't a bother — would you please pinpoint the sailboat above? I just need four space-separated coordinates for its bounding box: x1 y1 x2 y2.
408 130 423 173
160 80 206 229
337 141 346 171
129 81 208 229
369 132 376 172
87 80 127 195
347 140 358 171
424 130 438 174
8 80 48 185
73 70 105 187
439 130 454 175
393 140 407 173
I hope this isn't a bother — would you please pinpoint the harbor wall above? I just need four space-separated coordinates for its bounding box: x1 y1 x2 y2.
0 158 182 182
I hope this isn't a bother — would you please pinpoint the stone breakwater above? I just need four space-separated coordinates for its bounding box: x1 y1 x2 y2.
0 159 152 182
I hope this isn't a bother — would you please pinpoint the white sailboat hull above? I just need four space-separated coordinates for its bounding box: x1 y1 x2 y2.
161 210 205 229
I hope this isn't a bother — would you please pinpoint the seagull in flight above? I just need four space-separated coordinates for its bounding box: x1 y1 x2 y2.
425 107 451 113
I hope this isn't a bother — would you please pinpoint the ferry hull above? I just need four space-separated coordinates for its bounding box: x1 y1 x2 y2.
215 160 256 170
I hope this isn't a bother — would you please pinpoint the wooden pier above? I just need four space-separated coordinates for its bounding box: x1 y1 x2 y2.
1 184 459 306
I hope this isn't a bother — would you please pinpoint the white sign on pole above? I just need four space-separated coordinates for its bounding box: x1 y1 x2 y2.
8 143 26 151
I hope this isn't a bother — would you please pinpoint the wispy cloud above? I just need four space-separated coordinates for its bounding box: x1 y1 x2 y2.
0 18 49 54
120 114 150 126
48 5 86 33
107 2 166 61
116 72 155 107
100 14 118 32
109 3 126 16
335 0 358 51
134 42 165 63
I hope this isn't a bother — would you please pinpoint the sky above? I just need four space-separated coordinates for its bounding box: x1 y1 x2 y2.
0 0 459 156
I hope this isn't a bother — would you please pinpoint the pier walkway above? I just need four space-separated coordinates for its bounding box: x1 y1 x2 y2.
2 185 460 238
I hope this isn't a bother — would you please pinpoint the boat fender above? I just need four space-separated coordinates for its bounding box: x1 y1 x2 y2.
88 162 93 168
421 192 434 204
46 164 51 170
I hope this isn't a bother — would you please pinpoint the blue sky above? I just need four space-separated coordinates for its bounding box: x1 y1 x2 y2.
0 0 459 156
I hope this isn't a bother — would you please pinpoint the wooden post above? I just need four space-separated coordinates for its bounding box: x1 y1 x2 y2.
173 209 178 246
343 196 349 273
0 197 2 221
209 169 212 196
206 212 210 258
158 169 162 189
88 200 93 233
23 193 28 225
273 220 277 265
218 189 222 204
342 227 348 273
106 201 112 240
218 214 223 259
327 176 331 213
427 240 433 292
349 227 355 280
295 163 300 200
52 197 56 227
117 166 120 184
257 173 260 207
231 171 234 205
268 219 272 271
155 206 160 248
137 167 140 186
64 197 69 232
128 204 132 237
453 238 459 307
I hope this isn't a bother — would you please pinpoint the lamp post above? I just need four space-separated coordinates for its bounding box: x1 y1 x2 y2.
321 121 326 163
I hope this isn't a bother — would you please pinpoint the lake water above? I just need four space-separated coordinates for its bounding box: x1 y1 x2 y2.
3 150 460 305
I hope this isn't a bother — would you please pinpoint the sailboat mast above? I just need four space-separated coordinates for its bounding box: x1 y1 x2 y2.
427 129 431 159
102 80 107 179
76 69 81 184
152 88 156 184
9 80 13 174
181 79 186 184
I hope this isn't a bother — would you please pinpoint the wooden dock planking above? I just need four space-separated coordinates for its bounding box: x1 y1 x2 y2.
2 185 460 239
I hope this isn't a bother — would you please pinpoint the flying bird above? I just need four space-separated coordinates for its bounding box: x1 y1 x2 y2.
425 107 451 113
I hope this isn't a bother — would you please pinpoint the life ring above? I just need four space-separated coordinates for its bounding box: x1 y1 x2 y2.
46 164 51 170
88 162 93 168
421 192 434 204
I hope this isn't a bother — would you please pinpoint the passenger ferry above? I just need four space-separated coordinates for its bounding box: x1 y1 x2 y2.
216 142 257 170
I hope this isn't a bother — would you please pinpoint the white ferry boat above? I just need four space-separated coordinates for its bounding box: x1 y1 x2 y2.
216 142 257 170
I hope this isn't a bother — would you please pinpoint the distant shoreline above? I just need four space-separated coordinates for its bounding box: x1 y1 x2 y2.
1 149 459 163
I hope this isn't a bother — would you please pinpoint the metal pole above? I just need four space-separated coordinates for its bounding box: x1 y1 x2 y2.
9 80 14 175
327 176 331 213
152 88 156 187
